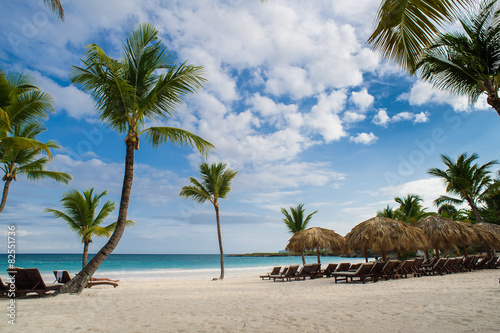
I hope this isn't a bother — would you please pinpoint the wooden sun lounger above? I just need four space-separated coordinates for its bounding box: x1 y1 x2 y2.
260 266 282 280
397 259 415 278
53 270 119 288
322 263 338 277
8 268 62 297
335 263 351 272
331 263 374 284
380 260 400 280
270 265 299 282
0 276 9 297
424 258 448 275
367 261 385 282
411 258 424 277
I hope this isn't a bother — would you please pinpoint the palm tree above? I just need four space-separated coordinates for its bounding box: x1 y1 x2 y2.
179 162 238 280
368 0 474 73
45 188 135 269
417 0 500 117
281 203 317 265
394 194 430 223
43 0 64 20
0 69 54 155
63 23 213 293
0 123 72 214
377 205 397 219
428 153 499 223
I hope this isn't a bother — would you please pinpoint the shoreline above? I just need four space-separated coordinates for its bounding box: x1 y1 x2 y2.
1 268 499 332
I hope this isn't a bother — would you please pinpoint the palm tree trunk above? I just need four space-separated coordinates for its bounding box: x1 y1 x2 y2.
214 203 224 280
486 93 500 117
466 198 484 223
0 178 13 214
60 142 135 293
82 241 90 269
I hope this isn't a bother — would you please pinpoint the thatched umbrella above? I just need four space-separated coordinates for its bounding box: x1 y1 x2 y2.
285 227 345 263
471 222 500 257
415 216 479 259
345 217 429 262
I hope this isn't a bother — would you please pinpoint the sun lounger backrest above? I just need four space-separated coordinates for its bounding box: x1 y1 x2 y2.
336 263 350 272
0 276 7 292
354 263 373 275
8 268 46 290
286 265 299 277
53 270 72 283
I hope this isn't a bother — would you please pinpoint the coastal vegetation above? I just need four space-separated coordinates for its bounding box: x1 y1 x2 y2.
45 188 135 269
0 70 72 214
281 204 317 265
61 23 213 293
180 162 238 280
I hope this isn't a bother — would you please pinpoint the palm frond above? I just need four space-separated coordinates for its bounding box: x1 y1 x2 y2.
143 127 214 156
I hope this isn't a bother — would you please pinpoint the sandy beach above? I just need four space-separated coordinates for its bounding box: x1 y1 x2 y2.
1 268 499 332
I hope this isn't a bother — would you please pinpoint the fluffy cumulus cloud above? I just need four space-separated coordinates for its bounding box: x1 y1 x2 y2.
373 109 429 127
349 132 378 145
401 80 491 112
350 88 374 111
379 178 447 210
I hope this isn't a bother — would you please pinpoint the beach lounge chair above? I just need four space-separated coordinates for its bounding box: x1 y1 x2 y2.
461 256 474 271
322 263 338 277
53 270 119 288
260 266 282 280
475 256 489 269
424 258 448 275
397 259 415 278
335 263 351 272
0 276 9 296
485 256 499 269
348 263 362 271
331 263 374 284
411 258 424 277
271 265 299 282
367 261 385 282
7 268 62 297
380 260 400 280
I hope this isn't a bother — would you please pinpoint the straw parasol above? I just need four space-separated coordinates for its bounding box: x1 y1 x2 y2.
345 216 429 262
471 222 500 257
285 227 346 264
415 216 479 259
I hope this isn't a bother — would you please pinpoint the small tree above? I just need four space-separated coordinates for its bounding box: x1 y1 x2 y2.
46 188 134 269
281 204 317 265
179 162 238 280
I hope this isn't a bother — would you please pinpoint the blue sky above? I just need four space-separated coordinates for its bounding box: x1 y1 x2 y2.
1 0 498 254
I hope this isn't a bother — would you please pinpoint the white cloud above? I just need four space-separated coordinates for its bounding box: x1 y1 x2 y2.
379 178 446 210
373 108 429 126
373 109 391 127
350 88 374 111
343 111 366 123
349 132 378 145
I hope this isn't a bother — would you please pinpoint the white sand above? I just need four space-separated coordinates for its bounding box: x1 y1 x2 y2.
1 268 499 332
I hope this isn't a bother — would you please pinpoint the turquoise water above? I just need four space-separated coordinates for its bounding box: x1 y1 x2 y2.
1 253 367 280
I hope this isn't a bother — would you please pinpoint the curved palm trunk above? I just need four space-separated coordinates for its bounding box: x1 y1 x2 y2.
60 143 135 293
214 203 224 280
466 198 484 223
486 93 500 117
0 178 13 214
82 241 90 269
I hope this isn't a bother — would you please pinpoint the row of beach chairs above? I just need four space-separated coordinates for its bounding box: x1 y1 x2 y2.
0 268 118 297
260 255 500 284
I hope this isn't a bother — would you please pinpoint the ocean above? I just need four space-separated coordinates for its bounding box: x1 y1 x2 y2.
2 253 368 281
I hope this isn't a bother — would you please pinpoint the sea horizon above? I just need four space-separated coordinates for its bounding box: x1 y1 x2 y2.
2 253 369 281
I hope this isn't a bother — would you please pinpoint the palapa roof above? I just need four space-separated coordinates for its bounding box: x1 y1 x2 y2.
285 227 346 253
345 216 428 253
472 222 500 249
415 215 478 250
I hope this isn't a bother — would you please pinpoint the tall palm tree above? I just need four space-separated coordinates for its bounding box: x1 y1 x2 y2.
63 23 213 293
394 194 430 223
377 205 397 219
428 153 498 223
417 0 500 116
368 0 474 73
0 69 54 155
43 0 64 20
45 188 134 269
179 162 238 280
281 203 317 265
0 123 72 214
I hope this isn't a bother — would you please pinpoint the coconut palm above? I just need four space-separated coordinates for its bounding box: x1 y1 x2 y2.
179 162 238 280
46 188 134 268
0 123 72 214
281 203 317 265
63 23 213 293
429 153 498 224
394 194 431 223
377 205 397 219
437 203 470 221
417 0 500 117
43 0 64 20
368 0 474 73
0 69 54 155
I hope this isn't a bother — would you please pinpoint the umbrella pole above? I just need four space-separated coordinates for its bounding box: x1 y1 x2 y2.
424 249 429 262
435 243 440 259
485 243 492 258
316 248 321 264
382 249 387 262
363 248 368 263
396 251 402 261
462 245 468 257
